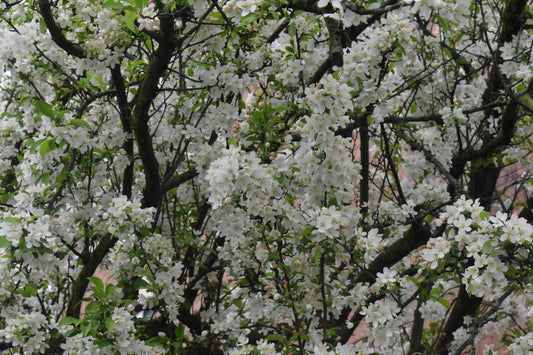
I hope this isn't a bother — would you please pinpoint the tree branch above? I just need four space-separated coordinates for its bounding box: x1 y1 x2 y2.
306 0 400 84
66 233 118 318
337 218 435 342
111 66 134 198
38 0 85 58
408 303 425 354
161 168 199 193
130 9 177 208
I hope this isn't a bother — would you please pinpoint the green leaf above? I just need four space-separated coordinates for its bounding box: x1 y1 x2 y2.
522 93 533 110
36 245 53 255
442 46 452 58
124 10 137 32
313 248 321 266
0 235 10 248
88 276 105 292
39 18 48 34
3 217 21 223
430 287 442 296
209 11 224 22
433 296 451 309
105 284 122 297
287 23 297 37
516 82 527 93
435 14 449 33
40 172 51 185
234 298 243 308
356 76 364 91
406 276 420 287
84 300 99 314
134 278 151 290
139 225 151 237
81 323 92 337
105 318 115 332
268 10 280 21
69 119 91 130
95 339 112 348
19 235 27 251
18 284 37 297
479 211 490 220
56 169 69 185
175 323 185 338
58 316 80 327
241 12 261 23
505 264 517 277
64 327 80 338
93 288 107 299
138 270 156 284
102 0 123 9
265 333 285 343
36 100 55 119
39 138 56 158
481 240 495 255
227 137 238 147
171 341 182 348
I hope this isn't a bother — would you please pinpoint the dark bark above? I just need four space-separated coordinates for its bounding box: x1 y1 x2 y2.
408 304 425 354
130 12 176 207
433 286 481 354
111 66 134 199
38 0 85 58
518 194 533 222
161 168 199 193
356 219 431 285
66 234 118 318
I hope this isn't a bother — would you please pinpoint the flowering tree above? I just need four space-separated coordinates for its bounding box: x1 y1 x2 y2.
0 0 532 353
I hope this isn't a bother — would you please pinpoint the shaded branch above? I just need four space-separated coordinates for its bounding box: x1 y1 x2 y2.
408 303 425 354
306 0 400 84
433 285 482 354
451 286 515 355
334 103 506 138
267 19 290 44
337 218 435 342
38 0 85 58
161 168 199 192
66 234 118 318
111 66 134 198
518 193 533 222
345 1 403 15
130 9 177 208
356 219 431 285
